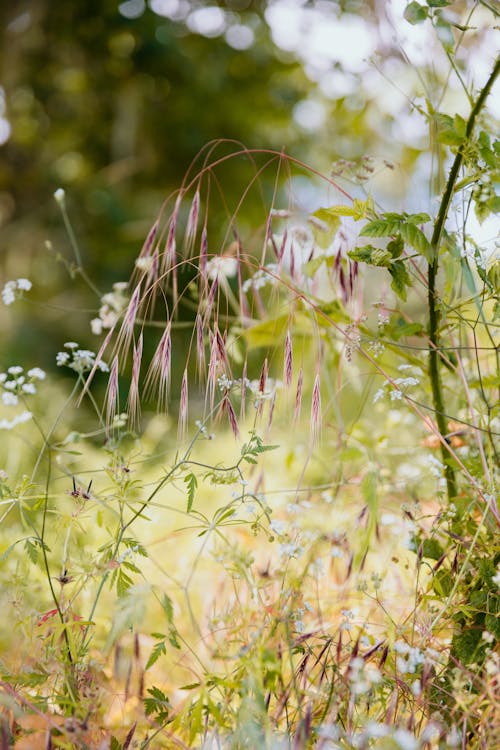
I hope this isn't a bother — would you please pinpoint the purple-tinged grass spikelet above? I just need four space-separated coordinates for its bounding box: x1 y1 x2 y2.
145 321 171 410
224 394 239 438
258 357 268 396
203 278 218 326
266 391 276 433
195 313 206 383
240 358 248 421
284 328 293 389
199 226 208 279
127 333 143 428
256 357 268 418
178 366 189 438
310 371 322 446
78 326 115 406
139 219 159 260
185 189 200 256
105 356 120 429
294 367 303 423
115 283 141 363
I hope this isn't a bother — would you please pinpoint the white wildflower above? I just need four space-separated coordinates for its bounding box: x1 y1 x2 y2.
27 368 46 380
56 352 70 366
1 282 16 305
90 318 103 335
22 383 36 394
2 392 18 406
54 187 66 204
2 279 33 305
0 411 32 430
7 366 23 375
16 278 32 291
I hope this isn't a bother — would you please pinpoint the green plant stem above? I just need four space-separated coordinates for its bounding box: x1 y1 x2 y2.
428 55 500 502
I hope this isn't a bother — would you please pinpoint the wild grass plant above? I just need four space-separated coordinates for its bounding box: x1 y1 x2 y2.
1 4 499 749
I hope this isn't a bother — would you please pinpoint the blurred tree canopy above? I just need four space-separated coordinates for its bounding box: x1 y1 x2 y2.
0 0 497 374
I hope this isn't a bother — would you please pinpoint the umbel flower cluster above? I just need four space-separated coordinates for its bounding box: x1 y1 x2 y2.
0 365 45 430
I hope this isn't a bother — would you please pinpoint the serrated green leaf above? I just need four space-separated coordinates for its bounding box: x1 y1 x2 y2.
146 640 167 670
144 686 170 723
184 472 198 513
116 568 133 597
348 245 379 263
389 261 411 300
360 218 401 238
121 560 141 574
25 539 38 564
404 2 428 24
406 212 431 224
161 594 174 624
400 221 432 260
387 236 404 258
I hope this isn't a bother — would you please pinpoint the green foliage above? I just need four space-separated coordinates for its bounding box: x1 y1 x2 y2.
0 3 499 748
144 686 171 724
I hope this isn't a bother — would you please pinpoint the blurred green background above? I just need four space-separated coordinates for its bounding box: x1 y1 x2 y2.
1 0 496 384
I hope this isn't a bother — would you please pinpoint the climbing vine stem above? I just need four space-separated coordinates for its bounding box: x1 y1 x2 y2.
427 55 500 502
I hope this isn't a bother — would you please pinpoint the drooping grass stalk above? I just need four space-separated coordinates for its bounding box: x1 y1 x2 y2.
428 55 500 502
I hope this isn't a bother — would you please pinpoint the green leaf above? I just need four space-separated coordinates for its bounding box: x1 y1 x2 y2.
453 113 467 138
360 218 401 238
243 314 288 348
309 207 341 248
348 245 380 263
404 2 428 24
144 686 170 723
25 539 39 564
110 737 122 750
161 594 174 624
390 322 425 340
406 212 431 224
184 472 198 513
146 640 167 670
302 255 326 278
116 568 134 597
387 236 404 258
389 261 411 300
422 538 443 560
400 221 432 260
427 0 451 6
